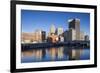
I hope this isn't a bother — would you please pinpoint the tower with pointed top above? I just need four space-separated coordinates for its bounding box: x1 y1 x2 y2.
50 24 56 34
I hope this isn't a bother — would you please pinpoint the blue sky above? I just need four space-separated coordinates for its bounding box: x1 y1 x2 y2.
21 10 90 35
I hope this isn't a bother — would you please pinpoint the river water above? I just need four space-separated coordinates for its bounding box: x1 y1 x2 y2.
21 46 90 63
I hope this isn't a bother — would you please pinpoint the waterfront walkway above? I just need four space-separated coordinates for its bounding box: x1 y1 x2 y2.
22 41 90 51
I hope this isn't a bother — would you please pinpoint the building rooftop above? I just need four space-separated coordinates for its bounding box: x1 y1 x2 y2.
68 18 80 23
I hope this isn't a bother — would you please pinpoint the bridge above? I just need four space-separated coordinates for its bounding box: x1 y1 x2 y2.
21 41 90 51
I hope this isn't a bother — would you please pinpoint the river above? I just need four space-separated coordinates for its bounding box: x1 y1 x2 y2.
21 46 90 63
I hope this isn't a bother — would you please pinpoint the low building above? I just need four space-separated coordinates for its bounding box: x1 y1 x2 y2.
47 33 59 43
21 30 46 43
85 35 89 41
59 35 64 42
21 32 35 43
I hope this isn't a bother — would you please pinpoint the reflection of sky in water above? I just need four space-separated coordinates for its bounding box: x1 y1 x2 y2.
21 47 90 63
80 49 90 60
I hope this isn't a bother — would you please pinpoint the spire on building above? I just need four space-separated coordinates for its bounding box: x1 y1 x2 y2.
50 24 56 34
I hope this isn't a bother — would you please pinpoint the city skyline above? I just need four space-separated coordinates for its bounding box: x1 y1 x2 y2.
21 10 90 35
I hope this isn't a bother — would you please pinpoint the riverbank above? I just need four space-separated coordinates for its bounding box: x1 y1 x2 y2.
22 41 90 51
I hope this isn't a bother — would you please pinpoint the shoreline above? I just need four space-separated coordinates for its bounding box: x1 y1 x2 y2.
22 41 90 51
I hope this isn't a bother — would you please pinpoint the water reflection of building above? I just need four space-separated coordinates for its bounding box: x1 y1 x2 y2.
45 47 64 60
22 50 34 57
22 49 44 61
57 47 64 59
68 48 83 60
22 46 86 62
49 48 57 60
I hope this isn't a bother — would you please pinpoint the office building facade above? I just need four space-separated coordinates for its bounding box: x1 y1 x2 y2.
21 30 46 43
85 35 89 41
68 28 76 41
63 29 76 41
56 27 63 36
68 18 80 40
80 31 85 40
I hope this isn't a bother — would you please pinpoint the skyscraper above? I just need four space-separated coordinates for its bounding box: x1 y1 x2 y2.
80 31 85 40
63 28 76 41
68 28 76 41
41 31 46 42
63 30 69 42
68 18 80 40
56 27 63 36
50 24 56 34
35 30 46 42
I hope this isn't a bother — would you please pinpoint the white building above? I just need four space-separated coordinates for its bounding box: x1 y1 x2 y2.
50 24 56 34
59 36 64 42
80 31 85 40
85 35 89 41
57 27 63 35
